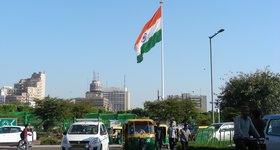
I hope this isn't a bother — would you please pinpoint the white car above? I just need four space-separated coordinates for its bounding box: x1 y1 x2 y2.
0 126 32 146
263 114 280 150
61 119 109 150
208 122 234 141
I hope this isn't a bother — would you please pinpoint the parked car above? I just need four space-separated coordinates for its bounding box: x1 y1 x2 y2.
207 122 234 141
263 114 280 150
61 119 109 150
0 126 32 146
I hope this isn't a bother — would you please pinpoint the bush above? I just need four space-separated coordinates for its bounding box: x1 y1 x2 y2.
36 132 47 140
40 138 61 145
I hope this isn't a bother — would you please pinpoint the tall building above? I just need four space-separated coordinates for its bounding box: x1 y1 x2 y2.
5 72 46 103
76 80 112 111
103 87 130 112
167 93 207 112
75 75 130 112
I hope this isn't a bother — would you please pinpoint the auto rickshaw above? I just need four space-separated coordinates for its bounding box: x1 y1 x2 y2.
122 119 156 150
110 126 122 144
159 124 169 148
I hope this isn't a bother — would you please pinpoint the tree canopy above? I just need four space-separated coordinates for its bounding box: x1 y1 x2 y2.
219 69 280 116
33 96 98 131
144 98 199 124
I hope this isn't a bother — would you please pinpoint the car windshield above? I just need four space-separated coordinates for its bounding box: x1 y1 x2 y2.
128 122 154 134
68 124 98 134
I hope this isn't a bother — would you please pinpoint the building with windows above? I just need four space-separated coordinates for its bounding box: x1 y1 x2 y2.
0 86 14 104
75 74 130 112
3 72 46 103
103 87 130 112
14 72 46 100
167 93 207 112
75 79 112 111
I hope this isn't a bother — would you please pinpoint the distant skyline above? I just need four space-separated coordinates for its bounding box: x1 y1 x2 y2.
0 0 279 111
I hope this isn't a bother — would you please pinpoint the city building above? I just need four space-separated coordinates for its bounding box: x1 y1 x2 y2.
167 93 207 112
75 79 112 111
103 87 130 112
5 72 46 103
74 74 130 112
0 86 14 104
75 97 112 111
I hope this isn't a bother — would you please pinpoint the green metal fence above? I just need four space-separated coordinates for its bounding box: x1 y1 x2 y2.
193 128 234 148
0 112 136 129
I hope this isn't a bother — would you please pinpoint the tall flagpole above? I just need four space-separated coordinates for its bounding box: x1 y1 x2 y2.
160 0 164 100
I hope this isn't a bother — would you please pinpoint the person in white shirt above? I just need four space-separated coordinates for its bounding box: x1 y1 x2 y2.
168 121 177 150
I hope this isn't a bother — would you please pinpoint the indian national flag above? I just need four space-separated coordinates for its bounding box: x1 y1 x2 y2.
134 6 162 63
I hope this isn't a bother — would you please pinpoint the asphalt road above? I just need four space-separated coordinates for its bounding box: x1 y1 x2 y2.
0 145 122 150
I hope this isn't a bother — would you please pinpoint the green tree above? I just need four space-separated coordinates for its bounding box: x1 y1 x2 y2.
144 98 199 123
0 104 17 113
33 97 73 131
72 102 98 118
17 104 33 112
219 69 280 116
220 107 239 122
192 112 211 125
131 107 148 118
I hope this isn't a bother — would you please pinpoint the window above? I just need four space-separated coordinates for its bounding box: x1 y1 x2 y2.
0 127 10 133
131 122 154 134
68 124 98 134
10 127 21 133
100 124 107 135
267 119 280 136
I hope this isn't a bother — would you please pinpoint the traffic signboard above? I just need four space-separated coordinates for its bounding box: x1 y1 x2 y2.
0 118 17 126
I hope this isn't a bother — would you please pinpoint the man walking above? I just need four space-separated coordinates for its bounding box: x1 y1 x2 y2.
180 122 191 150
19 124 29 150
168 120 177 150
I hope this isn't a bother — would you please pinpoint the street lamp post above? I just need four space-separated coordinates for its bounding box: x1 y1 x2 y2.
209 29 224 124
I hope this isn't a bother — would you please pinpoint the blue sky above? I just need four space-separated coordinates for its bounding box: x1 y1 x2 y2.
0 0 279 110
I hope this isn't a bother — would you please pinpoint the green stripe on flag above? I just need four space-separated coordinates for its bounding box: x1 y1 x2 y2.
137 29 162 63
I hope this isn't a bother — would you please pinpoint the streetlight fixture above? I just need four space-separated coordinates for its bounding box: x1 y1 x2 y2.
209 29 224 124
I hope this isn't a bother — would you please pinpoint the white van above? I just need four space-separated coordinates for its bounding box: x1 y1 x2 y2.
263 114 280 150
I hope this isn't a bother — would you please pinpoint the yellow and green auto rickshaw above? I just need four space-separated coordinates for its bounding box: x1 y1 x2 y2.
110 126 122 145
159 124 169 149
122 119 156 150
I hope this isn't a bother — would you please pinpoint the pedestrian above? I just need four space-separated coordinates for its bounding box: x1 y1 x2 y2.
252 109 266 150
23 124 29 150
180 122 191 150
233 106 261 150
168 120 177 150
155 122 163 150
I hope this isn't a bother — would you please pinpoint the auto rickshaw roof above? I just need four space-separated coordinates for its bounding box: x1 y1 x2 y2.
112 126 122 130
126 119 154 123
159 124 168 128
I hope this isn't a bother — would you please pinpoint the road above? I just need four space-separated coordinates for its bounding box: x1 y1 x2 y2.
0 145 122 150
0 145 172 150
